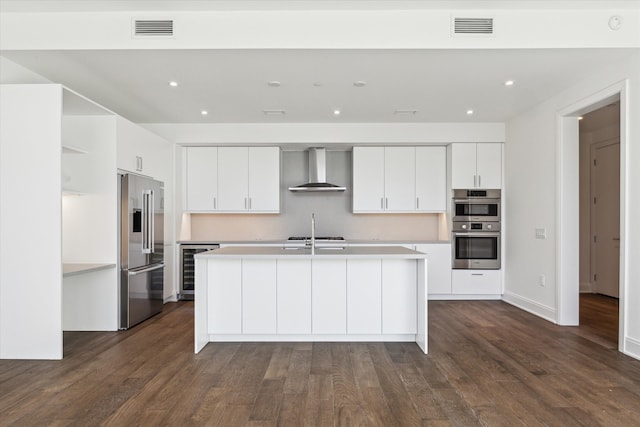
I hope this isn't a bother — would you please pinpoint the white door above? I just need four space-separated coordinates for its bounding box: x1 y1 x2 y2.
591 139 620 298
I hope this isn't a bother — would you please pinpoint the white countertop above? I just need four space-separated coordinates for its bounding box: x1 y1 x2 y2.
195 245 427 259
63 263 116 277
179 239 450 245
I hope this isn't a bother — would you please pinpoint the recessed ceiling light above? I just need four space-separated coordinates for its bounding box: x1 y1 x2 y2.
200 110 208 116
394 109 418 115
168 81 178 87
267 81 281 87
504 80 515 86
578 116 584 120
263 109 286 115
466 109 474 115
353 81 367 87
333 109 341 116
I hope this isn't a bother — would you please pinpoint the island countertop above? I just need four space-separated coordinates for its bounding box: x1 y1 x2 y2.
195 245 427 259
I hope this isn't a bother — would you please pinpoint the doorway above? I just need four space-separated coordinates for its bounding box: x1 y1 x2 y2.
579 101 621 346
557 81 626 353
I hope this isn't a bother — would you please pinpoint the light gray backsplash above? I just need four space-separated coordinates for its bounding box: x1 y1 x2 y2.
190 150 442 241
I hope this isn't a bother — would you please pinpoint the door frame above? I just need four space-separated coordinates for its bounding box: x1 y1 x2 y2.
556 79 628 353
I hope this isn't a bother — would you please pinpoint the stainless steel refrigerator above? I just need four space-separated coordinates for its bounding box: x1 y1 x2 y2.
119 173 164 329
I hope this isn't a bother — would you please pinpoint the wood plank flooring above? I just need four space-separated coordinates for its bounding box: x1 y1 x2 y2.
2 296 639 426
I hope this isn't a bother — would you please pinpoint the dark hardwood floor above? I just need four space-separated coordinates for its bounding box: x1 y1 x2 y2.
2 297 639 426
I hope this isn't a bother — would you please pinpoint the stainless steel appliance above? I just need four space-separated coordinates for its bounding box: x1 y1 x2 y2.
179 244 219 300
452 221 501 269
452 189 501 222
119 173 164 329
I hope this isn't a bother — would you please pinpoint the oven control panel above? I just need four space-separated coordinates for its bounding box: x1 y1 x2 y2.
452 221 501 232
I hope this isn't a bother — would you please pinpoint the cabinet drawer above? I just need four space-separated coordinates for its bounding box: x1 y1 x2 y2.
451 270 501 295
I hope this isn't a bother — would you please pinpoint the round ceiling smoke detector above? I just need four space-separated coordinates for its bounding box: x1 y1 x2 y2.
608 15 623 30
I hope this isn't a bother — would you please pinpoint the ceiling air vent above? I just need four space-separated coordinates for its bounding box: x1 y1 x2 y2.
134 20 174 37
453 17 494 35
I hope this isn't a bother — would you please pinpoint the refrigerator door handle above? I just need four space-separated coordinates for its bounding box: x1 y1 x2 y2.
128 263 165 276
142 189 153 254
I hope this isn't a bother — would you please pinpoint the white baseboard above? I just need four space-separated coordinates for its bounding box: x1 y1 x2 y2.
624 336 640 361
580 281 594 293
428 294 501 300
164 294 179 303
502 291 557 323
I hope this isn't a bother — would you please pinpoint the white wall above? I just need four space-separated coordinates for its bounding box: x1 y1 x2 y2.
504 52 640 358
0 84 63 359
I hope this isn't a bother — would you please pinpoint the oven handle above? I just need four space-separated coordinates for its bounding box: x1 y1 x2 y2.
452 232 501 237
453 198 501 203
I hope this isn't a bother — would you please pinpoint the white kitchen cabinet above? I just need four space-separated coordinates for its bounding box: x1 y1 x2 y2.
312 259 347 334
185 147 218 211
346 259 382 334
217 146 280 213
353 146 446 212
382 259 417 334
248 147 280 212
451 269 502 295
385 147 416 211
217 147 249 211
414 243 452 295
116 116 170 179
242 260 277 334
277 259 312 334
207 259 242 334
353 146 386 211
450 143 502 189
415 146 447 211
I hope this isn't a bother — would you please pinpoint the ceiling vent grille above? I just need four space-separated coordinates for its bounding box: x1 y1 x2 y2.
134 20 174 36
453 17 494 35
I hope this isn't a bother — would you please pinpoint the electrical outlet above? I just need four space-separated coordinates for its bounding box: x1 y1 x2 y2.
539 274 546 287
535 228 547 239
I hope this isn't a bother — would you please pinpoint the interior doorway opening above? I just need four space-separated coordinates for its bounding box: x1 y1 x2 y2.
578 100 621 347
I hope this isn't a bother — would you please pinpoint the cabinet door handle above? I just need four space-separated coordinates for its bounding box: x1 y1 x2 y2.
385 197 389 209
416 197 420 210
473 175 477 187
478 175 482 188
471 273 484 276
213 196 217 210
248 197 252 210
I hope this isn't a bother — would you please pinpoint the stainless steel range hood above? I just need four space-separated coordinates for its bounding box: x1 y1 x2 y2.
288 148 346 192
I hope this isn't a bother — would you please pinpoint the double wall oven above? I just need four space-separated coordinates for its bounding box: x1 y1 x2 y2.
452 189 501 269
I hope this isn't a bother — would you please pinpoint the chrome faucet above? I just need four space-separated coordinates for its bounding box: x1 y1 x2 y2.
311 213 316 255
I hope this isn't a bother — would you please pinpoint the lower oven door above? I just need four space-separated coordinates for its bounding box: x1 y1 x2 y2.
452 232 501 269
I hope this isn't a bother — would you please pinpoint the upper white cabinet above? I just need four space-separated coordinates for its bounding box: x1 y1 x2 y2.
185 146 280 213
416 146 447 211
186 147 218 211
450 143 502 189
116 117 170 180
353 146 446 213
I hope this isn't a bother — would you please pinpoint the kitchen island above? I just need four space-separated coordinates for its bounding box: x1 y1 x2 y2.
194 246 427 354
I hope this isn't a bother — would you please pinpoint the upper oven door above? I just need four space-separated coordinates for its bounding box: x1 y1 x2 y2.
452 199 500 222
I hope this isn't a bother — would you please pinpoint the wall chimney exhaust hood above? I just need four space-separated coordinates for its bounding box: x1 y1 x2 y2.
288 148 346 192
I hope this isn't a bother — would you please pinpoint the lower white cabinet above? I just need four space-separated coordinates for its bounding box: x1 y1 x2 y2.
242 260 277 334
414 243 452 295
451 269 502 295
347 259 382 334
207 259 242 334
312 259 347 334
382 260 417 334
277 260 312 334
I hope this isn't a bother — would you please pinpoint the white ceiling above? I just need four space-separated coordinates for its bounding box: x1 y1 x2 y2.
3 48 635 124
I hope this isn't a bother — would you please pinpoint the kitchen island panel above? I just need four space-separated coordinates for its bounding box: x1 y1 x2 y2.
207 259 242 334
347 259 382 334
382 260 417 334
242 260 277 334
277 259 312 334
312 259 347 334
